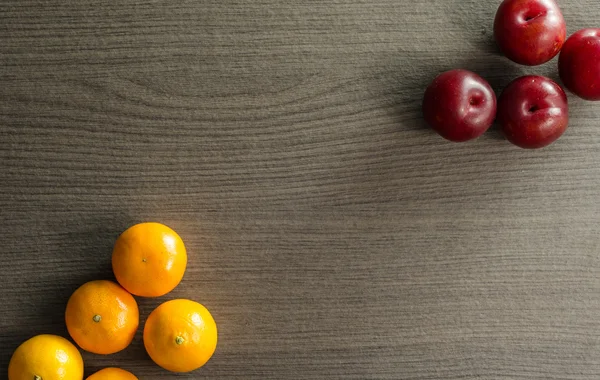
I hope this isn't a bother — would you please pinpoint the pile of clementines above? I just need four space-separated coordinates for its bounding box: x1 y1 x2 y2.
8 222 216 380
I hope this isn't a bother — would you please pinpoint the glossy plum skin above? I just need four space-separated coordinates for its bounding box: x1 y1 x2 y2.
422 69 497 142
559 28 600 101
494 0 566 66
498 76 568 149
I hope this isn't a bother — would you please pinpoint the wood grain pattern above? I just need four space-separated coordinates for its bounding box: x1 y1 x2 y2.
2 1 600 379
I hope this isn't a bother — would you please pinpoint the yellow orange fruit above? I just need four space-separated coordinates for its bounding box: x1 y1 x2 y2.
8 334 84 380
143 299 218 372
65 280 139 355
112 222 187 297
86 368 138 380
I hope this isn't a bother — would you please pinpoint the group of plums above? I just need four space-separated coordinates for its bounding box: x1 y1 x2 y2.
423 0 600 149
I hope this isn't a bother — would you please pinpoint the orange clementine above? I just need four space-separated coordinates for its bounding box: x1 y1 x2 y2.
112 222 187 297
86 368 138 380
65 280 139 355
143 299 218 372
8 334 84 380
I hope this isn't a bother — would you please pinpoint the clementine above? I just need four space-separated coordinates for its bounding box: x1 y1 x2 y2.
112 222 187 297
86 368 138 380
65 280 139 355
8 334 84 380
143 299 218 372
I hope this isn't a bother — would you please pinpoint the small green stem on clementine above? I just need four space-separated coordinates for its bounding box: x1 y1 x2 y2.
93 314 102 323
142 258 147 263
175 336 185 345
34 376 42 380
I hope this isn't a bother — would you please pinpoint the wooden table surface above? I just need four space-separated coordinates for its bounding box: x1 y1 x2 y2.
2 1 600 379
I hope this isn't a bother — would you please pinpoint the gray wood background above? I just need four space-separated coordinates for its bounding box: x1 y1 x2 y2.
2 1 600 379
